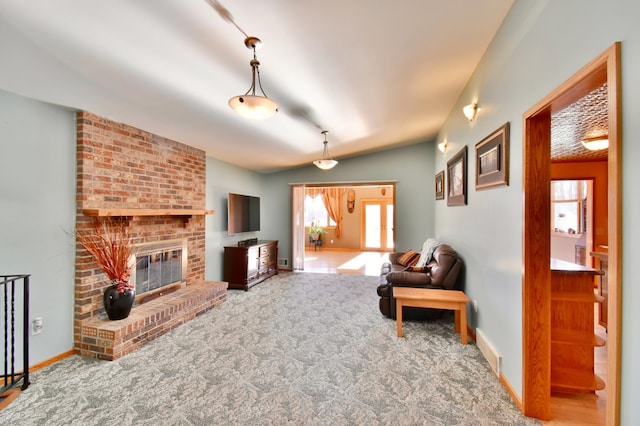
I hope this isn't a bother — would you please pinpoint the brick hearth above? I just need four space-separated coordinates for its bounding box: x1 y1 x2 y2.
79 281 227 360
73 111 226 359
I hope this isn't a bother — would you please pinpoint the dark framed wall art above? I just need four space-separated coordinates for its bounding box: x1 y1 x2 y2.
435 170 445 200
447 146 467 206
475 122 510 190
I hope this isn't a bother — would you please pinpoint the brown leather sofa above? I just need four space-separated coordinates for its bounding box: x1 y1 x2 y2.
377 243 463 319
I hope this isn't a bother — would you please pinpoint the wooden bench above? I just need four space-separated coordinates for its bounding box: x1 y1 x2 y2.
393 287 470 344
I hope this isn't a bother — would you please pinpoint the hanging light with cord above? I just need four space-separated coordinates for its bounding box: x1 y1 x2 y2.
228 36 279 120
205 1 279 120
313 131 338 170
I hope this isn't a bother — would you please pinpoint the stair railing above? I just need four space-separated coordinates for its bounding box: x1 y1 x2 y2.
1 274 30 396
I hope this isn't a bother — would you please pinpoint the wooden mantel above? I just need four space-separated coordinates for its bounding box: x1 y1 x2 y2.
83 209 215 217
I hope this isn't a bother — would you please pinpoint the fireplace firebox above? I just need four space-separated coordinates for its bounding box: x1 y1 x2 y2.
132 239 188 296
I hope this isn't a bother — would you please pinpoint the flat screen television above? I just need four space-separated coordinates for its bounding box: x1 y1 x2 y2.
227 193 260 235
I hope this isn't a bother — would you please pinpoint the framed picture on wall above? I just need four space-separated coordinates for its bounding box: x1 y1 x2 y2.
447 146 467 206
435 170 445 200
475 122 510 190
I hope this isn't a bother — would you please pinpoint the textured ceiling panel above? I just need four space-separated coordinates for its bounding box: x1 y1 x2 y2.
551 83 608 162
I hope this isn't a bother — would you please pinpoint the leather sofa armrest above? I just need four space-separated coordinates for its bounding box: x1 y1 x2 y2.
385 271 432 287
388 252 404 265
376 283 391 297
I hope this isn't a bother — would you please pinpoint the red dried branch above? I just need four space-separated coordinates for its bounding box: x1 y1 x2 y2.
75 218 134 293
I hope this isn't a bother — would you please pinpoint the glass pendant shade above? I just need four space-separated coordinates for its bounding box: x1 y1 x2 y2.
228 95 278 120
313 159 338 170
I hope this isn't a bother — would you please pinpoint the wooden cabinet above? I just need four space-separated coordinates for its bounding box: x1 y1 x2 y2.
224 240 278 290
591 251 608 330
550 258 605 393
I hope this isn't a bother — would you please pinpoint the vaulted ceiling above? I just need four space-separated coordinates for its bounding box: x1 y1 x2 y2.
0 0 515 173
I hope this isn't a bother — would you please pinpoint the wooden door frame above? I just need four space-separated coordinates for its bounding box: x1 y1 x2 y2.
522 43 621 424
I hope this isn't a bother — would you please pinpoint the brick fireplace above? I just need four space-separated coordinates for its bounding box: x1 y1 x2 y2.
74 111 227 360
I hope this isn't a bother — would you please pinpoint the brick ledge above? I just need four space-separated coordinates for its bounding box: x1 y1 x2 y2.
79 280 227 360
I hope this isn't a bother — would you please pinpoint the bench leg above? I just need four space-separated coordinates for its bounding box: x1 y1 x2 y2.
396 299 403 337
459 303 468 344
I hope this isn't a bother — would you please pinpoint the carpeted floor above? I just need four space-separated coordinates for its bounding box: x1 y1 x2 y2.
0 272 539 425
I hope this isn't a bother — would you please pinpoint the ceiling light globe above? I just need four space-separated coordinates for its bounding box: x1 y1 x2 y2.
313 159 338 170
229 95 278 120
581 138 609 151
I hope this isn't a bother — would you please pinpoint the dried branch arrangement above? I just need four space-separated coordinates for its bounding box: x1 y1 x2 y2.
75 218 135 293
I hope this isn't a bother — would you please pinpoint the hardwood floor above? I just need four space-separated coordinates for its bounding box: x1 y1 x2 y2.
303 248 389 276
543 305 607 425
304 249 608 425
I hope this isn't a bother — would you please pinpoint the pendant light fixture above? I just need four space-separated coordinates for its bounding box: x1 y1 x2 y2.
228 36 279 120
313 131 338 170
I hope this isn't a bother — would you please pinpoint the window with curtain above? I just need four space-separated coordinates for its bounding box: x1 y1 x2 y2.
551 180 588 234
304 194 336 227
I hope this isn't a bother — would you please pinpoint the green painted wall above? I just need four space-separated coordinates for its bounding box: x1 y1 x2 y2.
204 156 267 281
0 89 76 366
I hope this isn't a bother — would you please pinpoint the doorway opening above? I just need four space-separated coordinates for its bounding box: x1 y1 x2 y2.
522 43 621 424
291 182 396 272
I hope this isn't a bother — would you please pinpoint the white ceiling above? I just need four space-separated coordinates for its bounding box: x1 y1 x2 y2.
0 0 514 173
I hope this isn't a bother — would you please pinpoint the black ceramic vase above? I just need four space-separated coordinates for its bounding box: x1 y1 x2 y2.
103 285 135 320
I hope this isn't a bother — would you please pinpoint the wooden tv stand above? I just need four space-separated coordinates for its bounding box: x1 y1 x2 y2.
224 240 278 290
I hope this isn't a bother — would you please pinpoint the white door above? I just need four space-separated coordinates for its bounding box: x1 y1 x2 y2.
362 200 394 251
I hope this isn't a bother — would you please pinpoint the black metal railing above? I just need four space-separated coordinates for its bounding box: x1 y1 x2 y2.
1 274 30 397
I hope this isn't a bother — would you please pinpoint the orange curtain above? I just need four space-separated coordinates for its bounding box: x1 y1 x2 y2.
321 188 345 238
306 187 323 198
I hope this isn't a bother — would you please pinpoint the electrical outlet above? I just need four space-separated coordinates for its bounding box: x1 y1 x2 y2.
32 317 43 335
473 300 478 313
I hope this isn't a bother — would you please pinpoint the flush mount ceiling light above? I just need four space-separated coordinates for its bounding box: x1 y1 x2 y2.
581 136 609 151
313 131 338 170
463 102 478 122
228 36 279 120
